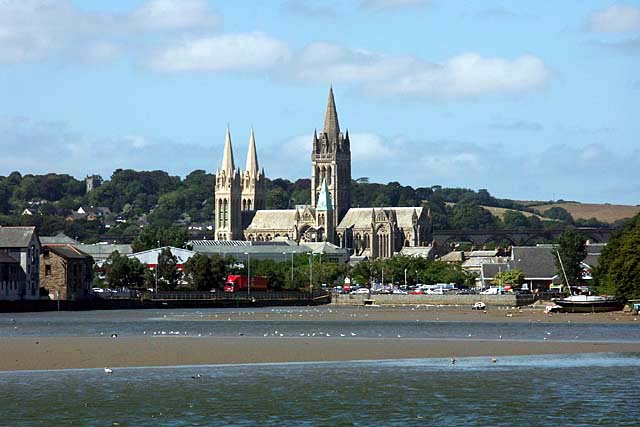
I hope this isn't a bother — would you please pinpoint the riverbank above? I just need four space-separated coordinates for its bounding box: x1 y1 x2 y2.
2 336 639 371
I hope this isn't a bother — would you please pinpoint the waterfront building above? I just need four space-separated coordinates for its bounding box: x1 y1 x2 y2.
40 244 94 300
0 226 41 300
0 252 24 301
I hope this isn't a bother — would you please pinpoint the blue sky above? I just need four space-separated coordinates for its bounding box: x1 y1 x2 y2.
0 0 638 204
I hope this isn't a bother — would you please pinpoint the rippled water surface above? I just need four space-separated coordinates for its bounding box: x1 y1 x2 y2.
2 354 640 427
1 307 639 343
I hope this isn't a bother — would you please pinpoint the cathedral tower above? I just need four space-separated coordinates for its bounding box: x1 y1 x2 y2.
241 128 265 211
311 87 351 230
215 128 242 240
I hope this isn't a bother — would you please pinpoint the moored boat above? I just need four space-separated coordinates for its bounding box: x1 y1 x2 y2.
552 294 624 313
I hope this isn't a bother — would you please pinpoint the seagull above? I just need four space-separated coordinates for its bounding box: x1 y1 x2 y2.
451 357 456 365
104 367 113 374
545 331 551 335
191 374 201 379
110 333 118 338
351 332 357 336
491 358 497 363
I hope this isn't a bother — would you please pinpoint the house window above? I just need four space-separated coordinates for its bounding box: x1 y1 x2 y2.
45 265 52 277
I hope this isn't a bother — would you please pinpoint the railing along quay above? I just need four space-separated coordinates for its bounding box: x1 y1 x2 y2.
98 290 330 302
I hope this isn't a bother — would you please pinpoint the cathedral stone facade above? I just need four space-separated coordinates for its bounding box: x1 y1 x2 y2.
214 88 431 259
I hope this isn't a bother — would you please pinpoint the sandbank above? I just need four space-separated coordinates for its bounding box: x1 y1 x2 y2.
1 336 639 372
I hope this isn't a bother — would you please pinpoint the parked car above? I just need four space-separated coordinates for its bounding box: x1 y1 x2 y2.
351 288 370 294
92 287 104 293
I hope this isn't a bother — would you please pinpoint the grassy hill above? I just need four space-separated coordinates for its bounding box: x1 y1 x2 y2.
530 202 640 223
479 206 550 222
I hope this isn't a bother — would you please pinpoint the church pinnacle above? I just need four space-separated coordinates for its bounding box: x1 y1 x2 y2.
323 86 340 140
221 127 235 173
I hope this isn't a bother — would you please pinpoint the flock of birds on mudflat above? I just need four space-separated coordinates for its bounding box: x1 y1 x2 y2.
94 306 590 376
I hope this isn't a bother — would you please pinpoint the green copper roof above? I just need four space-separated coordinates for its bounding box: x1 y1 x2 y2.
316 178 332 211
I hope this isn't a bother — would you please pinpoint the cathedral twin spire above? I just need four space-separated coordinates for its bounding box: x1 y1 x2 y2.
219 127 261 177
215 127 264 240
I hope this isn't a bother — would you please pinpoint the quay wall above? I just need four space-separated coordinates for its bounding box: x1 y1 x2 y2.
332 294 533 307
0 292 331 313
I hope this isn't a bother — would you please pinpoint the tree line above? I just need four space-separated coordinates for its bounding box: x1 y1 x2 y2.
0 169 629 244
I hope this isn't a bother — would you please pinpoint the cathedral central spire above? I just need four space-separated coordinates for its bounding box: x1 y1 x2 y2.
221 127 236 173
323 86 340 139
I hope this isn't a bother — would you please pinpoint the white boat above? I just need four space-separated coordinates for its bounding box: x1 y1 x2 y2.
553 294 623 313
552 250 624 313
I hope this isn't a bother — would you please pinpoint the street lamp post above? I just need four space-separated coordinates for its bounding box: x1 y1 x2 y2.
284 251 295 286
309 253 313 297
155 240 160 294
404 269 407 288
244 252 251 296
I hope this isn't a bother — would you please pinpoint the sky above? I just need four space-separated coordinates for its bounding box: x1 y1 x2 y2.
0 0 638 204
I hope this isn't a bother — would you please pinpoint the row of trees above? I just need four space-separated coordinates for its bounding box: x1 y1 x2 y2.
349 256 473 287
103 250 227 291
101 251 479 292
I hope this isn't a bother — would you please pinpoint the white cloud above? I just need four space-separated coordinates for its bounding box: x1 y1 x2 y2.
360 0 429 12
0 0 221 64
0 116 215 178
129 0 221 32
350 133 398 160
281 0 336 19
148 32 291 73
0 0 92 63
588 4 640 32
292 43 550 98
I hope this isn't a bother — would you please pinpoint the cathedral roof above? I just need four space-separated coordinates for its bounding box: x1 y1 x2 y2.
323 86 340 141
245 209 302 231
337 207 425 230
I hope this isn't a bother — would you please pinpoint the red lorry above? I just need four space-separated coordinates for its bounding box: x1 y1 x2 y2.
223 275 268 292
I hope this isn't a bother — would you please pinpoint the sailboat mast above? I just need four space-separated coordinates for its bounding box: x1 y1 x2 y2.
556 250 573 296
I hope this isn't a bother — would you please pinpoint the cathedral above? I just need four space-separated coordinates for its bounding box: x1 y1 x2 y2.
214 88 432 259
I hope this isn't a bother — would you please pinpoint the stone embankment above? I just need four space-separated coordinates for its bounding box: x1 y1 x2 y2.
333 293 535 307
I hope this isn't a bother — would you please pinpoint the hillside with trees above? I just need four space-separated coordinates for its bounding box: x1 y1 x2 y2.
0 169 633 244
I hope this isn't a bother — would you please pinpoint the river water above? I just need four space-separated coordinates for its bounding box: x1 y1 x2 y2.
1 307 639 426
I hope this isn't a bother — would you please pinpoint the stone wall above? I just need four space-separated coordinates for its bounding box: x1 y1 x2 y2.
40 251 92 300
332 293 522 307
